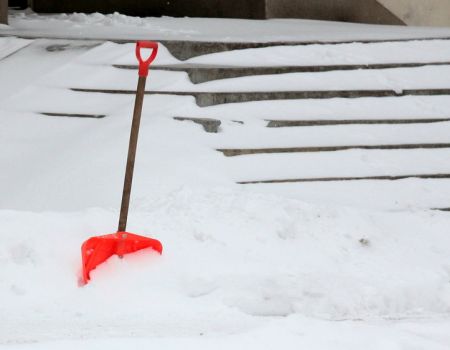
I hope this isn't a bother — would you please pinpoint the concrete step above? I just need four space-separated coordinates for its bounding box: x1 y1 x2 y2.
218 143 450 157
114 62 450 84
69 88 450 107
237 173 450 184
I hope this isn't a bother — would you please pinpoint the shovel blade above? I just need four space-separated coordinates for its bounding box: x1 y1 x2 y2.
81 232 163 284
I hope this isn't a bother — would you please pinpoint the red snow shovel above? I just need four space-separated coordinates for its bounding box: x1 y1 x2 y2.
81 41 163 285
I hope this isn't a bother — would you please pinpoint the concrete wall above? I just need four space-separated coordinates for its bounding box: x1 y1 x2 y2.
0 0 8 25
378 0 450 26
29 0 450 27
31 0 265 19
265 0 405 25
9 0 28 9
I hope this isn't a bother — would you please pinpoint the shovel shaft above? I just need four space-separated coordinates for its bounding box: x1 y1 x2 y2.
118 76 147 232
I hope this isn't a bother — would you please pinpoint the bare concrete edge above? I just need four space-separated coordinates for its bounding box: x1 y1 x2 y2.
266 118 450 127
40 112 106 119
69 88 450 107
114 62 450 84
217 143 450 157
237 173 450 184
173 117 221 133
433 207 450 211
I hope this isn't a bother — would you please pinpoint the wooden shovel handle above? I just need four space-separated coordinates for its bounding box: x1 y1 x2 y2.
118 41 158 232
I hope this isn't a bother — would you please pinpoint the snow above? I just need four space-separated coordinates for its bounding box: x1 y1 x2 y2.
1 11 450 350
2 9 450 42
3 320 450 350
0 39 101 103
224 149 450 180
187 39 450 66
0 37 31 60
2 193 450 345
213 122 450 148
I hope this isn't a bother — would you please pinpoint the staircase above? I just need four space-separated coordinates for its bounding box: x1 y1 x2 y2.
9 36 450 211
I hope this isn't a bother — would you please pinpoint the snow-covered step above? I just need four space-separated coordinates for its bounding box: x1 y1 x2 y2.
240 178 450 210
0 38 99 103
166 95 450 122
67 64 450 93
100 39 450 76
69 88 450 107
173 116 450 130
180 39 450 66
39 37 448 60
221 148 450 183
147 37 450 60
7 35 450 60
212 121 450 153
63 62 450 107
115 62 450 84
7 87 449 122
218 144 450 157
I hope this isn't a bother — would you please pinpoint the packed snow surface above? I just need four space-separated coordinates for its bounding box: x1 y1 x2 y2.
1 11 450 350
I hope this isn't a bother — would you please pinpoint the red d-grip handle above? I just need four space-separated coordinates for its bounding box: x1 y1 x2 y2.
136 41 158 77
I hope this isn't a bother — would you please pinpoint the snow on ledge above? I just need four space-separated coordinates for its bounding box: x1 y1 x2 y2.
2 9 450 43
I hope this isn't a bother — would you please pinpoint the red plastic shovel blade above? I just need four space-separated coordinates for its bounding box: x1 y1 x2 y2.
81 232 163 284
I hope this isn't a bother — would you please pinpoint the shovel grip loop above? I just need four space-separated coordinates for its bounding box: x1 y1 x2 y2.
135 41 158 77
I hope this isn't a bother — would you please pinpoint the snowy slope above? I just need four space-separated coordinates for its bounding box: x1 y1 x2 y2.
1 12 450 350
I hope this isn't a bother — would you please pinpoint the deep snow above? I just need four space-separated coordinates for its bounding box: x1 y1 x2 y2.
2 193 450 346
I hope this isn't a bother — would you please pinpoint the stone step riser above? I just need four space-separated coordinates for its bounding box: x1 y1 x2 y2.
238 173 450 184
266 118 450 127
114 62 450 84
218 143 450 157
70 88 450 107
40 112 106 119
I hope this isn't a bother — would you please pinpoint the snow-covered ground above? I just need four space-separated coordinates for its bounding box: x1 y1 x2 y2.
1 11 450 350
